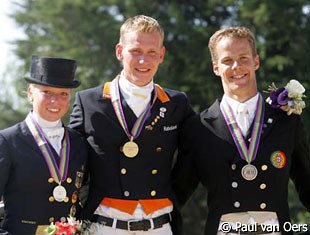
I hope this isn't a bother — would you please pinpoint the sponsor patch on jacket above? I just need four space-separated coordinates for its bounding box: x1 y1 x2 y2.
163 125 177 132
270 151 286 169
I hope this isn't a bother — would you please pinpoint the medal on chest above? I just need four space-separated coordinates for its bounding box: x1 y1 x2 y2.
110 77 157 159
122 140 139 158
53 185 67 202
26 113 71 198
241 164 258 181
220 95 265 181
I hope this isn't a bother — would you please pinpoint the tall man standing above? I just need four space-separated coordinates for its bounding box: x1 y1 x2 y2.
69 15 194 234
173 26 310 235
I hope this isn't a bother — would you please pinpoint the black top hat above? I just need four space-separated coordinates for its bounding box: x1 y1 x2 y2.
24 56 81 88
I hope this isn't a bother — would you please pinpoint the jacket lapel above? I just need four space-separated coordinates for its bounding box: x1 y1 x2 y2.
200 99 235 146
19 120 45 155
201 100 284 147
259 102 283 142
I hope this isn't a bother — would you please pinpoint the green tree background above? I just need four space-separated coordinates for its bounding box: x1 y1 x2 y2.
1 0 309 234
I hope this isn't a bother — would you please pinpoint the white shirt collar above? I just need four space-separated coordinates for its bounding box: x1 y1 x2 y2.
32 111 62 129
119 71 154 98
118 71 154 117
222 93 259 118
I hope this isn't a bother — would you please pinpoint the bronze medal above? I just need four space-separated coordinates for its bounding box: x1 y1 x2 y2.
53 185 67 202
122 141 139 158
241 164 258 181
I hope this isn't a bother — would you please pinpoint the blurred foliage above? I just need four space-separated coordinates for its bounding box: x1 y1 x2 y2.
0 0 309 234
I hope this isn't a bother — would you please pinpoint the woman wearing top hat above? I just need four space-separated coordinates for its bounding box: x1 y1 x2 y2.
0 56 88 235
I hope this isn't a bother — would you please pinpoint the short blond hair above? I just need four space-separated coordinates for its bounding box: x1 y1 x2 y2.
208 26 257 62
120 15 164 45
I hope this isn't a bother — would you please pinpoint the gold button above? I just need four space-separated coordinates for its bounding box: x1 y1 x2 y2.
260 183 267 190
49 217 54 223
64 197 69 203
152 169 158 175
260 203 267 209
49 196 55 202
66 177 72 184
151 190 157 197
156 147 162 152
48 178 54 183
121 168 127 175
261 165 268 171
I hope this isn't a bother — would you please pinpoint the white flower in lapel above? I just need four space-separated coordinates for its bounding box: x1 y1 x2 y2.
266 79 306 115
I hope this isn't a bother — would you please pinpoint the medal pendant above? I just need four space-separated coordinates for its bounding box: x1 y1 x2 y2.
241 164 258 181
122 141 139 158
53 185 67 202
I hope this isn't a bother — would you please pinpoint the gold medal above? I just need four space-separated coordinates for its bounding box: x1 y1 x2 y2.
241 164 258 181
53 185 67 202
122 141 139 158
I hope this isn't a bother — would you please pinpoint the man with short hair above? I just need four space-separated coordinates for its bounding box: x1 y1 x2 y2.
173 26 310 235
70 15 194 234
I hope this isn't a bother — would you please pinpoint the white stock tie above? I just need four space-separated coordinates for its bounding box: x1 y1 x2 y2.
236 103 250 137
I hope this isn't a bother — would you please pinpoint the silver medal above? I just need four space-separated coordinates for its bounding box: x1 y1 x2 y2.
241 164 258 181
53 185 67 202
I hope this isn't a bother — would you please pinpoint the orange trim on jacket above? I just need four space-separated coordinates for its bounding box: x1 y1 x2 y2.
102 81 170 103
100 197 173 215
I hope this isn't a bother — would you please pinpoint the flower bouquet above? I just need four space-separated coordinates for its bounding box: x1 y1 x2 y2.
43 216 82 235
266 79 306 115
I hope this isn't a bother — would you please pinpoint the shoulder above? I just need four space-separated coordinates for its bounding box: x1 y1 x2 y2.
0 122 23 139
66 127 86 140
75 84 104 99
162 87 189 100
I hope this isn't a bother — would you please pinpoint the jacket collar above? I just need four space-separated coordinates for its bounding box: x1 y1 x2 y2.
102 79 170 103
200 98 284 146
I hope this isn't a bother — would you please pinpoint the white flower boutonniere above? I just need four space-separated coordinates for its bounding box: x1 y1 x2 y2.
266 79 306 115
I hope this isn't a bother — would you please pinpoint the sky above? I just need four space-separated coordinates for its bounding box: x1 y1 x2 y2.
0 0 25 78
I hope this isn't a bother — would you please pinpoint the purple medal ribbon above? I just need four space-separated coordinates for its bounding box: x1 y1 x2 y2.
25 113 70 184
220 94 265 164
110 77 157 141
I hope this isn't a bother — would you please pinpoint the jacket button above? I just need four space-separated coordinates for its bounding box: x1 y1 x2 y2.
156 147 162 152
121 168 127 175
234 201 240 208
151 190 157 197
66 177 72 184
152 169 158 175
231 182 238 188
231 164 237 170
124 191 130 197
261 165 268 171
49 196 55 202
48 178 54 183
260 183 266 190
260 203 267 209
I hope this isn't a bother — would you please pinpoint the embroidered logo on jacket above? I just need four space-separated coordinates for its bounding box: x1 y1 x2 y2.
270 151 286 169
163 125 178 132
